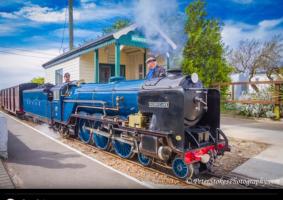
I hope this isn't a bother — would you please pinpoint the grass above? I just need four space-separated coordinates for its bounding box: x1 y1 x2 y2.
220 102 238 115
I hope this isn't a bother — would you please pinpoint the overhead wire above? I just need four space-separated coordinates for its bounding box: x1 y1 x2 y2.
0 50 53 59
0 47 58 57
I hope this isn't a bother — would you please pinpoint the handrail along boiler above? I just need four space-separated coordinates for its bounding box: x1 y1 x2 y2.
13 69 229 179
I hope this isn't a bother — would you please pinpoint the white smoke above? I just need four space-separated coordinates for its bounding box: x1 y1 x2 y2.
133 0 187 68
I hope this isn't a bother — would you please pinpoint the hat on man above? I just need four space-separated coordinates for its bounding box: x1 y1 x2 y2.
146 56 157 64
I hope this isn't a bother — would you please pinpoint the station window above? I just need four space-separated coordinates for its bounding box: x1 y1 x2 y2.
55 69 63 85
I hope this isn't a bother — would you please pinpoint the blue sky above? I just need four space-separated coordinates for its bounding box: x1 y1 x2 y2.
0 0 283 88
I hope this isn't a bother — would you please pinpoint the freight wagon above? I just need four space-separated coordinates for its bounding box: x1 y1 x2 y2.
0 83 38 115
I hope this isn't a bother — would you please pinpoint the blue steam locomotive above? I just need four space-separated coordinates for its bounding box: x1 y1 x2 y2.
2 70 229 179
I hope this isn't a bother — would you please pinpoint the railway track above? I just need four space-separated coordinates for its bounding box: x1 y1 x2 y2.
62 136 207 189
5 113 279 189
61 135 279 189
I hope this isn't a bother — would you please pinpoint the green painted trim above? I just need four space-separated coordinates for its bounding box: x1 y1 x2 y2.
119 40 149 49
95 49 99 83
118 31 149 49
115 42 121 77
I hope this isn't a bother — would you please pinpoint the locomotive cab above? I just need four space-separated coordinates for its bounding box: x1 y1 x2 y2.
50 81 79 122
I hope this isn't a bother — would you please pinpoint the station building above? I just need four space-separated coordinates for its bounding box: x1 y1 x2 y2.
42 24 176 84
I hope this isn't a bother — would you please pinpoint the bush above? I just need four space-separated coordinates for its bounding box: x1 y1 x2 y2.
223 87 277 118
235 103 275 118
223 103 237 111
223 102 276 118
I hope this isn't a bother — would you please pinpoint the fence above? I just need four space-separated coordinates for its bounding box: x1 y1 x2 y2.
212 80 283 119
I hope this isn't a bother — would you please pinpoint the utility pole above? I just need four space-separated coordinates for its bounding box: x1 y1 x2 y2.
68 0 74 50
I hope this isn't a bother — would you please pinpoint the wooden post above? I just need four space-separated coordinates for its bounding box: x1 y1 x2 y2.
95 49 99 83
115 42 121 77
281 84 282 118
274 83 281 120
144 49 147 78
231 84 235 101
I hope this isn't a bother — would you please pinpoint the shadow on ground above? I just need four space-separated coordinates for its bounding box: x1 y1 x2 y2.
7 132 86 169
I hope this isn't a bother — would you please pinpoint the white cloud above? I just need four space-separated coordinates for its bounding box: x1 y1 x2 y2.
77 3 132 21
81 1 96 9
75 29 101 38
0 5 66 23
0 2 131 23
0 49 59 89
17 5 67 22
52 28 101 38
80 0 93 3
222 18 283 48
232 0 253 4
259 17 283 29
0 12 18 19
0 0 26 9
0 1 132 39
0 25 17 36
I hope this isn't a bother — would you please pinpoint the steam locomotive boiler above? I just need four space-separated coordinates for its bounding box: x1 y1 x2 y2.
21 70 229 179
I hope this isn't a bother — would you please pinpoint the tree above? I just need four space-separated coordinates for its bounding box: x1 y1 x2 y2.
279 67 283 80
228 39 261 81
260 35 283 81
102 19 131 35
182 0 233 88
229 35 283 81
31 77 44 85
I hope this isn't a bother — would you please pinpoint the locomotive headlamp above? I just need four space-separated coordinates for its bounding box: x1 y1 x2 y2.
191 73 199 84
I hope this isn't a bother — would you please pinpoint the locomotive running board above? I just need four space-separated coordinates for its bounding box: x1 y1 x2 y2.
71 114 117 123
84 125 135 146
72 113 173 138
84 126 110 138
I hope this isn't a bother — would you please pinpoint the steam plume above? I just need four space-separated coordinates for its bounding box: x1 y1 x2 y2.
133 0 187 67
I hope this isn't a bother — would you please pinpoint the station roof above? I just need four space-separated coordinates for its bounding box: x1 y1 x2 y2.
42 24 177 69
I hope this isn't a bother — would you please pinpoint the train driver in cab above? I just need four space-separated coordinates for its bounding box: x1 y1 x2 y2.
145 56 166 80
63 72 71 96
64 72 71 83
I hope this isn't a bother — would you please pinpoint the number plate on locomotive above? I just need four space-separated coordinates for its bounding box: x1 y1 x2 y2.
148 102 169 108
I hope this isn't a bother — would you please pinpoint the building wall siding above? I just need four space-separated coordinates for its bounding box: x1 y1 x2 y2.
98 45 144 80
126 51 144 80
80 52 94 83
45 57 80 84
98 44 127 65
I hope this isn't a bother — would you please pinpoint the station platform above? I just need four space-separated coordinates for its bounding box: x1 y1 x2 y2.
221 116 283 187
0 111 150 189
0 159 14 189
